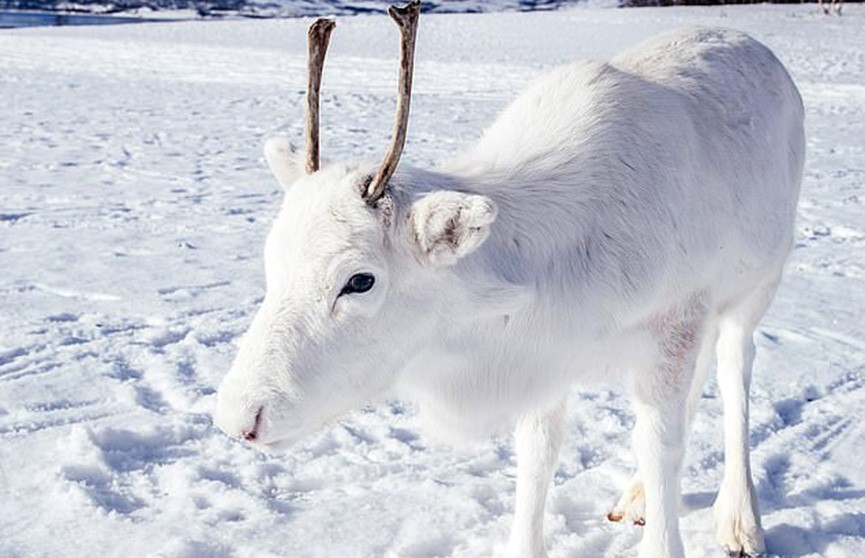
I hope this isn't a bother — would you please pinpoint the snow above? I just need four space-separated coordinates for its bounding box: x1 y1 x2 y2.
1 4 864 557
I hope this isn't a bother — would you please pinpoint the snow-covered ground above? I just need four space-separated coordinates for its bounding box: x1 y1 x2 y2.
1 4 864 557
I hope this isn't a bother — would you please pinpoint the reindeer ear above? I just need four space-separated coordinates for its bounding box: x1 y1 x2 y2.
264 137 305 189
409 191 498 268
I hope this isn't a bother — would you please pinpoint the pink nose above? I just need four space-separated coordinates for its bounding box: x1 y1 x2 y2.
242 407 264 442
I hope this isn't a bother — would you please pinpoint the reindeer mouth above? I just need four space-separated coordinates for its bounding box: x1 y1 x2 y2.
241 407 264 442
242 412 310 454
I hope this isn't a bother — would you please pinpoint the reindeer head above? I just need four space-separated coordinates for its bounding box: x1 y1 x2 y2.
214 2 499 450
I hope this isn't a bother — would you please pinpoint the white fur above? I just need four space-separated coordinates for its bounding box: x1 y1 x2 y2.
263 136 305 188
215 27 804 558
410 190 498 267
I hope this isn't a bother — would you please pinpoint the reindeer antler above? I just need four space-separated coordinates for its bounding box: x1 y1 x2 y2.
365 1 421 204
305 18 336 175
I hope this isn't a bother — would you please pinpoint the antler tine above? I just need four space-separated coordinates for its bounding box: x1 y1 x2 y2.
365 1 421 203
305 18 336 175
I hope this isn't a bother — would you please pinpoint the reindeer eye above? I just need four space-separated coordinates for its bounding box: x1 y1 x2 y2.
340 273 375 296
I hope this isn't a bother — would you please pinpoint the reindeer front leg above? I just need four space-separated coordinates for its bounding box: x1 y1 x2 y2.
504 397 567 558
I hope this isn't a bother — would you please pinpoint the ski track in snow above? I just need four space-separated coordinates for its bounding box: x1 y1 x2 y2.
1 5 864 557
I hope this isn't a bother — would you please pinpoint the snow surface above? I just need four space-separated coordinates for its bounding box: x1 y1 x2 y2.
1 4 864 557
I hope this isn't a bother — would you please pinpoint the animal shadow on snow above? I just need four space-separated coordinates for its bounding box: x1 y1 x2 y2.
765 513 865 557
758 453 865 555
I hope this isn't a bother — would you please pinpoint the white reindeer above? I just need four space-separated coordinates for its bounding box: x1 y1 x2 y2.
214 3 805 557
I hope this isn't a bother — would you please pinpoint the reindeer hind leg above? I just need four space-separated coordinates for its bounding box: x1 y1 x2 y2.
712 280 780 556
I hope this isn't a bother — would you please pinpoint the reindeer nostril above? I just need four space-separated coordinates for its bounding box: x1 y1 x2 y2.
242 407 264 442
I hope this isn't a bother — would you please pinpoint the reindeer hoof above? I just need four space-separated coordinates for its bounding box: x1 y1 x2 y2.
608 513 646 526
714 487 765 557
609 477 646 526
726 551 765 558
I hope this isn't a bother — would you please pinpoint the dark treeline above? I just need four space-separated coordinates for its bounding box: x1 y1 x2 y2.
0 0 579 15
0 0 859 15
0 0 244 13
626 0 858 6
